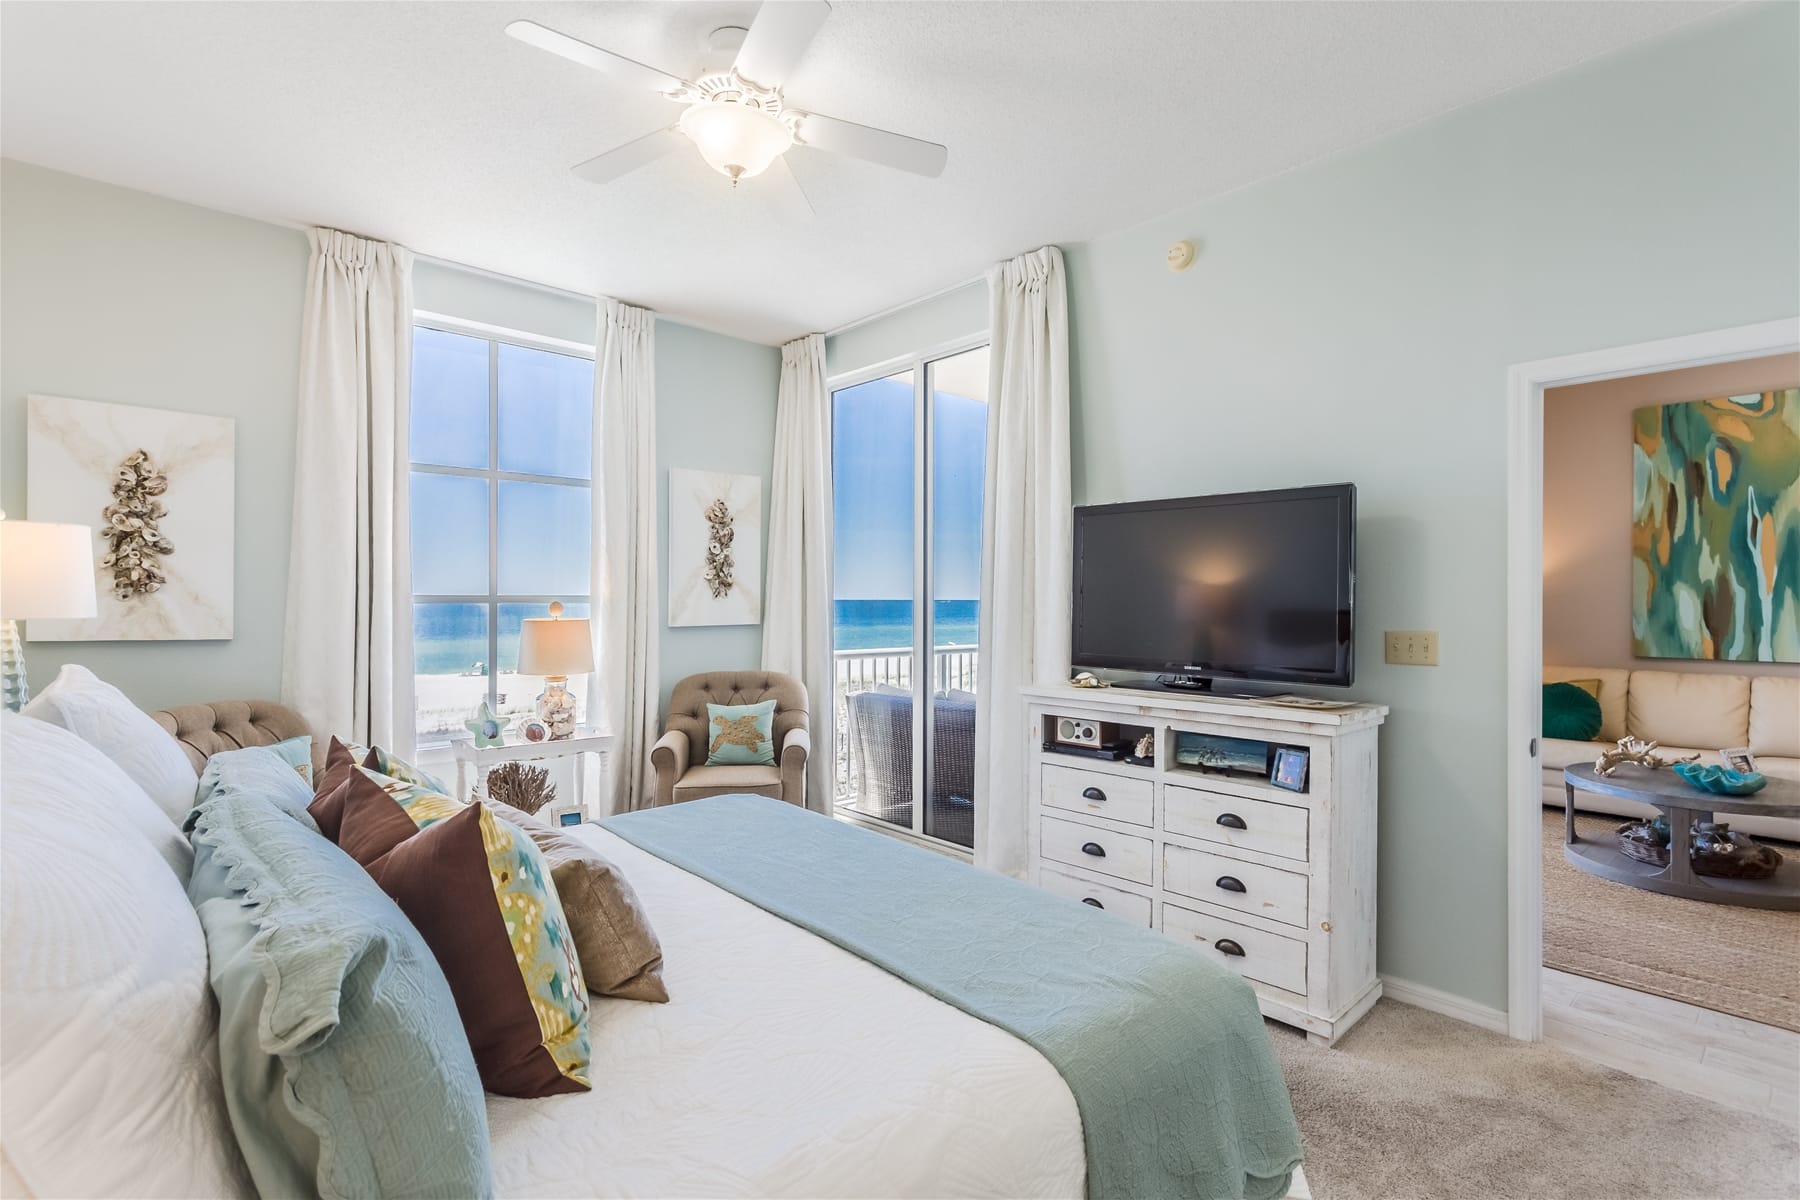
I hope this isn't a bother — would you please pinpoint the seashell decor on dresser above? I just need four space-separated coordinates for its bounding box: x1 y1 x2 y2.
26 395 234 641
668 468 762 627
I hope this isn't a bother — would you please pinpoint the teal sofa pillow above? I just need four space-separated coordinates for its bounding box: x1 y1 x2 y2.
268 734 315 785
197 744 321 829
705 699 778 766
368 743 452 798
186 785 492 1199
1543 682 1604 741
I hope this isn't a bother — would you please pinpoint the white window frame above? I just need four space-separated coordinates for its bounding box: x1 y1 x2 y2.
409 311 596 747
827 332 989 858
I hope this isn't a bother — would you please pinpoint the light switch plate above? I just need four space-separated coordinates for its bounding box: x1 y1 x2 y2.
1385 630 1439 666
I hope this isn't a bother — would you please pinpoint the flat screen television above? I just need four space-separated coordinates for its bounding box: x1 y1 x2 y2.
1071 483 1355 688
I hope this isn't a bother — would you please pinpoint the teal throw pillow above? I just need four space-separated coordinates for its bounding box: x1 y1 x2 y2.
267 735 315 785
705 699 778 766
186 783 492 1198
1543 682 1603 741
367 744 453 798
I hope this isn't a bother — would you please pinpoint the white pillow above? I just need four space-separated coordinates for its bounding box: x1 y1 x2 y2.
0 713 253 1199
20 664 199 827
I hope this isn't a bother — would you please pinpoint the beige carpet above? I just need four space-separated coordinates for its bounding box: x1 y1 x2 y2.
1542 810 1800 1032
1274 1000 1800 1200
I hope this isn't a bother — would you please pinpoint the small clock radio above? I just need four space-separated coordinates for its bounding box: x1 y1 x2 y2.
1053 717 1115 749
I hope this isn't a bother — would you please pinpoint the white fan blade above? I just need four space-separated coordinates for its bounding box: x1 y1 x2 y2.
505 20 690 96
793 111 947 178
732 0 831 89
572 128 684 185
762 156 814 220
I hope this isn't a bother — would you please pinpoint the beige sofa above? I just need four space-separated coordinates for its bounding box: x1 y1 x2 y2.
1543 665 1800 842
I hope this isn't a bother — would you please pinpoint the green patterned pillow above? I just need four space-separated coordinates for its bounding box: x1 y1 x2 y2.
704 700 777 766
356 765 464 829
335 770 591 1096
366 745 452 798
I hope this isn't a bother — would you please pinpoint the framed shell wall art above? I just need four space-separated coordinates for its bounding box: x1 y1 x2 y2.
668 469 762 627
26 395 234 641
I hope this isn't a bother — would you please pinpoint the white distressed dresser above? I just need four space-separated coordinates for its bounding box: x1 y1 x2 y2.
1022 684 1387 1045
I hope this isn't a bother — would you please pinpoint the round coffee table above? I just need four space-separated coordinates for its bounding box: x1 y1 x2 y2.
1563 764 1800 910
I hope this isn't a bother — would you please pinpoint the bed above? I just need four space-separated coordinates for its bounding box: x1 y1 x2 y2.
2 692 1306 1200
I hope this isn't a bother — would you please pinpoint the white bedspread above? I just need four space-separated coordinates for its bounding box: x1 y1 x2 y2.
486 827 1086 1199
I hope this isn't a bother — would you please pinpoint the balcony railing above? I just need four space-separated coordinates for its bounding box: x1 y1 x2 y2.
833 644 979 802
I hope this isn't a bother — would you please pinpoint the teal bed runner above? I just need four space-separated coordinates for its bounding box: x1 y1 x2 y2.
602 795 1302 1200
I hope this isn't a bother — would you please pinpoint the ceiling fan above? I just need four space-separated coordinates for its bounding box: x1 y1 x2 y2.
506 1 948 218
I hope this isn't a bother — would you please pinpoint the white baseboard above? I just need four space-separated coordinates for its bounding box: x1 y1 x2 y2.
1379 975 1510 1035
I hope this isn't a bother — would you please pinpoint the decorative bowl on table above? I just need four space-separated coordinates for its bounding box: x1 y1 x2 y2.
1671 762 1767 795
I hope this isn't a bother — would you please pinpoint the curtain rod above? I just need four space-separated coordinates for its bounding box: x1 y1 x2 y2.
824 273 985 339
412 252 597 303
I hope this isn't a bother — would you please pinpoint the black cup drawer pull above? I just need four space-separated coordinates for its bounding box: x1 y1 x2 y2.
1216 813 1248 830
1215 939 1247 957
1081 786 1107 802
1081 897 1104 909
1080 841 1107 858
1215 875 1247 894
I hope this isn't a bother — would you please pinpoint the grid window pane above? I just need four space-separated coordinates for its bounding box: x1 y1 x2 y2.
413 603 489 741
497 481 590 597
410 328 489 469
499 344 593 480
411 472 489 595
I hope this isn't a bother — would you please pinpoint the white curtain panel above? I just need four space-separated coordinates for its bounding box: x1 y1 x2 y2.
761 333 836 813
592 300 660 813
281 229 415 753
975 246 1073 876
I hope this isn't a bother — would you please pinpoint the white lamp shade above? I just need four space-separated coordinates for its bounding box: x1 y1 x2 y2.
678 100 793 180
0 520 97 620
518 615 595 677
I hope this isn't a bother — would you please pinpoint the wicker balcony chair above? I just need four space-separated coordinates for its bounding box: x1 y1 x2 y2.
843 688 976 847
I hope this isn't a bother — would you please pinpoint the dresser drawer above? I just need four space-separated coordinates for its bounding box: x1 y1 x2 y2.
1040 816 1155 885
1165 784 1309 862
1041 764 1154 827
1163 842 1309 928
1162 901 1308 995
1038 867 1154 927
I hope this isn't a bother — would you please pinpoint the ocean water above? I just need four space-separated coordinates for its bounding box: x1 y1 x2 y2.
413 602 591 675
835 599 978 650
415 599 976 674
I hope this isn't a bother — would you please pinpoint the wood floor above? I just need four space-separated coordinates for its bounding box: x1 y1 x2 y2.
1543 967 1799 1125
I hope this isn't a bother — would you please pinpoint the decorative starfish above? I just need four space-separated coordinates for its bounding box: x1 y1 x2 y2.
464 701 512 748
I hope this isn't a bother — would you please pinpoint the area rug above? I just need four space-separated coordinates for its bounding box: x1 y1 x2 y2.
1542 809 1800 1032
1274 1000 1800 1200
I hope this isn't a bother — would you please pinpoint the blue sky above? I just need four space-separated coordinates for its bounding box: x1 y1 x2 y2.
832 374 987 601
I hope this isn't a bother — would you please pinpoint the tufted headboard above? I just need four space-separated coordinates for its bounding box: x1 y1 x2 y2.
151 699 322 775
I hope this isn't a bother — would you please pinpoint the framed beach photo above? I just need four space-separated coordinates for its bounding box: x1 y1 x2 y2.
1271 747 1310 792
1720 747 1757 774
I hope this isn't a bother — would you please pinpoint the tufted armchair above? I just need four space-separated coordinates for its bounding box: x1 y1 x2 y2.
652 671 810 808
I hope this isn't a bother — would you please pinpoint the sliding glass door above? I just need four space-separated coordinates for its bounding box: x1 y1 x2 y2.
831 343 989 849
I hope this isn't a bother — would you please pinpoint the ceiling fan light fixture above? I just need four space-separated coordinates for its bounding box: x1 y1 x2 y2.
678 98 793 181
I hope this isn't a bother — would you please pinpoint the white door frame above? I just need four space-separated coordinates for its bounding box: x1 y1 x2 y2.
1504 316 1800 1040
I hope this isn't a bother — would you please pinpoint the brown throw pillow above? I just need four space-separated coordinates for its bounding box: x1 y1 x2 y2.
488 801 670 1003
335 774 591 1098
308 737 379 841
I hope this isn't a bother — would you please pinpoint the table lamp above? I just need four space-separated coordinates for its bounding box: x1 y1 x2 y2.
0 515 98 711
517 601 593 740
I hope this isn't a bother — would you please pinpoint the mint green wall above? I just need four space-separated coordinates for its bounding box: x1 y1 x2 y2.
655 322 781 708
2 164 779 719
0 160 308 708
827 281 987 378
826 4 1800 1011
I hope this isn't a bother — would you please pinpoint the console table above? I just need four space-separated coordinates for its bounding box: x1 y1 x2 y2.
1563 764 1800 911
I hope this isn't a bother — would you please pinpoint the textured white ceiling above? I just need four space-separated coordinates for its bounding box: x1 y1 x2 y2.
0 1 1728 345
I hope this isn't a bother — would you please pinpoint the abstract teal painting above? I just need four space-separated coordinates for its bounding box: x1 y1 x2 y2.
1631 388 1799 661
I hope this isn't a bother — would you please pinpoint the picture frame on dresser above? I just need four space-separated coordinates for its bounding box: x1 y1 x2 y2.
1025 684 1388 1046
